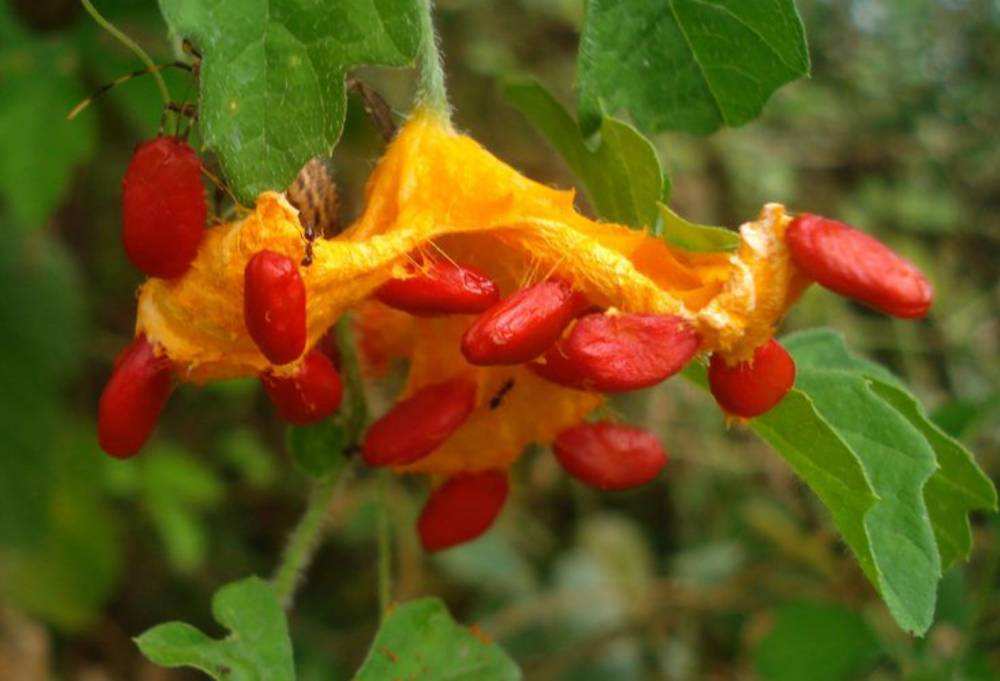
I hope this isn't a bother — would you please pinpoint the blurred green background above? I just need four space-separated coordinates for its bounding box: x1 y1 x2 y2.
1 0 998 679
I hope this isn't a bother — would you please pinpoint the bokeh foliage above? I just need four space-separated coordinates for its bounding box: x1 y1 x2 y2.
0 0 998 679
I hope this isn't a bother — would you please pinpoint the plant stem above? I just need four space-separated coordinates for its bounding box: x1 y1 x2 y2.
272 316 369 610
377 473 393 617
336 316 369 435
80 0 172 107
415 0 451 119
272 465 349 610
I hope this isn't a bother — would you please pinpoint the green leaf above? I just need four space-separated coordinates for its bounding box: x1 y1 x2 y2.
0 7 97 227
753 602 882 681
577 0 810 136
354 598 520 681
746 386 881 585
136 576 295 681
686 329 996 633
502 76 665 228
658 202 739 252
287 419 350 478
791 368 940 632
158 0 422 203
784 330 998 570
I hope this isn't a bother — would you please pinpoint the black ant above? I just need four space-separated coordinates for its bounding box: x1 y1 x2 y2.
489 378 515 410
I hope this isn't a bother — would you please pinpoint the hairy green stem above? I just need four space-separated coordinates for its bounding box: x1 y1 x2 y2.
272 317 370 610
336 316 369 434
415 0 451 119
81 0 171 107
377 474 393 617
272 466 349 610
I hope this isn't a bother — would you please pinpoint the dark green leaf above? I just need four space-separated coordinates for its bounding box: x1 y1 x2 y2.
354 598 520 681
287 419 350 478
754 602 882 681
158 0 422 203
658 202 739 252
502 76 665 228
0 7 97 227
577 0 810 136
136 576 295 681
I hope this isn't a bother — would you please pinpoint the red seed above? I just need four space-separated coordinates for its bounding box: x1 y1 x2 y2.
362 378 477 466
708 339 796 418
122 136 206 278
461 280 587 365
244 250 307 365
98 334 173 458
375 260 500 316
528 344 589 390
553 421 668 490
260 351 343 425
786 213 933 319
561 312 700 392
418 470 509 552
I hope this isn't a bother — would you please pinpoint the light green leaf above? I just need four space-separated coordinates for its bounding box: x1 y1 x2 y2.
502 76 665 228
287 419 349 478
784 330 998 570
354 598 520 681
136 576 294 681
158 0 422 203
658 202 739 252
792 369 940 633
0 7 97 227
687 329 996 633
746 386 880 585
577 0 810 136
754 602 882 681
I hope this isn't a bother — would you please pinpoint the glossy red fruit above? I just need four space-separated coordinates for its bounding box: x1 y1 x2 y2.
375 260 500 316
362 378 477 466
786 213 933 319
528 344 589 390
122 136 206 278
244 250 307 365
98 334 173 458
418 470 509 552
708 339 796 418
561 312 700 392
261 351 343 424
553 422 668 490
461 280 587 365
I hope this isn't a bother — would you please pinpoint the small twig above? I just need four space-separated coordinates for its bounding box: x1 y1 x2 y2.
80 0 171 107
271 317 370 610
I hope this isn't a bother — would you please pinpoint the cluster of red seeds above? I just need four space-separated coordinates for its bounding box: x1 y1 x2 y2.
97 139 933 552
361 219 932 550
99 138 344 459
